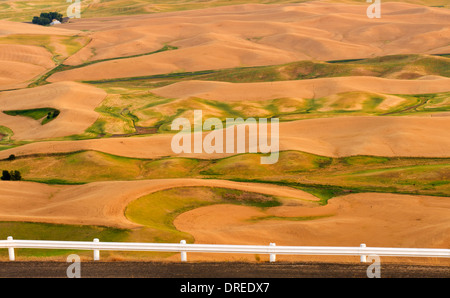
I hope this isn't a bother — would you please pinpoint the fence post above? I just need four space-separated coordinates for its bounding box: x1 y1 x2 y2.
360 243 367 263
7 236 15 261
180 240 187 262
93 238 100 261
269 243 276 263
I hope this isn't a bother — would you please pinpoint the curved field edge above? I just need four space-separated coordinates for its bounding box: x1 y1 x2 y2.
79 54 450 85
1 150 448 199
1 185 447 260
0 90 448 146
29 44 178 88
0 186 307 259
124 187 286 243
80 90 450 138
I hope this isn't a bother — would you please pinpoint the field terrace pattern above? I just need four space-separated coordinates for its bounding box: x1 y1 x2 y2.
0 0 449 265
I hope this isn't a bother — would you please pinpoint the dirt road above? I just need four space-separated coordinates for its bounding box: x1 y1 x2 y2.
0 261 448 278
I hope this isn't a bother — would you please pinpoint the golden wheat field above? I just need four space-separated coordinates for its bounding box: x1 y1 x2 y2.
0 0 448 267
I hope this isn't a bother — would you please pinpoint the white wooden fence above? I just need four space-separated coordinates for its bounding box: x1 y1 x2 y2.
1 237 449 262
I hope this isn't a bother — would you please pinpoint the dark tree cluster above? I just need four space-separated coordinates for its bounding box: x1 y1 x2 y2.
1 170 22 181
32 12 63 26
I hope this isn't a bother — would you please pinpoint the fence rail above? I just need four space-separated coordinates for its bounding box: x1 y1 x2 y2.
1 237 449 262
